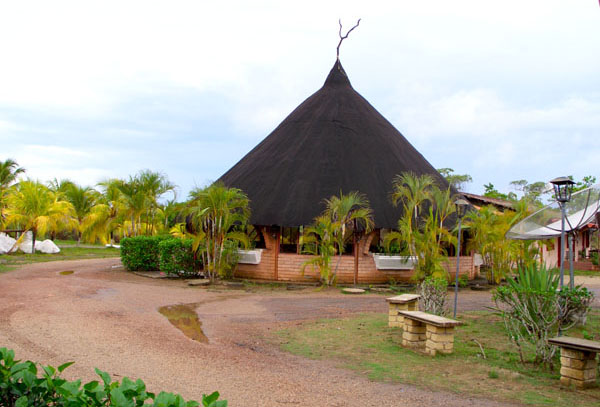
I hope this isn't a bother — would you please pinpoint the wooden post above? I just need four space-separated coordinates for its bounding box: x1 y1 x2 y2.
274 227 280 281
353 234 359 286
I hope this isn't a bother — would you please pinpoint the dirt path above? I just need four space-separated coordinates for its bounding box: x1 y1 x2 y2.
1 259 575 406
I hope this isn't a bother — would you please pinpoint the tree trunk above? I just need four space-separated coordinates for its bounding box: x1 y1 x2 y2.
32 229 36 254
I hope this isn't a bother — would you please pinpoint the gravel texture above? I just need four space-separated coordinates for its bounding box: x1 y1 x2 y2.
6 259 594 406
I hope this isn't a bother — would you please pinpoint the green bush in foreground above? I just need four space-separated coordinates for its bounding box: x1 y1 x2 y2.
0 347 226 407
159 238 201 277
121 236 171 271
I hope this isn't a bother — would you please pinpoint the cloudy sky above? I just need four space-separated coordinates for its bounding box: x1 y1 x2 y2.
1 1 599 200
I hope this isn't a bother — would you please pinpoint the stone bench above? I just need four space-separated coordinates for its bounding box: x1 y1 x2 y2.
548 336 600 388
398 310 462 356
386 294 420 327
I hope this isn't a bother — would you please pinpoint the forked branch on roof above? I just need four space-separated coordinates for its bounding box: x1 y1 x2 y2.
337 18 361 60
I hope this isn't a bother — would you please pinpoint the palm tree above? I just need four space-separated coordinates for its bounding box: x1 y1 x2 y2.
115 176 146 237
138 170 177 235
63 183 101 245
4 180 75 252
0 159 25 229
84 179 127 245
186 182 250 281
323 191 373 283
390 172 435 244
301 214 337 285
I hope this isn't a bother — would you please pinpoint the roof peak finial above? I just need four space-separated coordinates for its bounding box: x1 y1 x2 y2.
336 18 361 61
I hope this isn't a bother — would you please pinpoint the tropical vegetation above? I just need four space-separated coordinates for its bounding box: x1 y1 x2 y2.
301 191 373 285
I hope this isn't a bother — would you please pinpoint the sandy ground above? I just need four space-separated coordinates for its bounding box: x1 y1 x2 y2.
2 259 599 406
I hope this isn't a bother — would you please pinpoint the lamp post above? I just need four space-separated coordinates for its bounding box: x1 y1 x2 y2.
453 198 469 318
550 176 575 289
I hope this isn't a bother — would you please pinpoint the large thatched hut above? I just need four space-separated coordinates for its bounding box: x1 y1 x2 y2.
219 60 477 283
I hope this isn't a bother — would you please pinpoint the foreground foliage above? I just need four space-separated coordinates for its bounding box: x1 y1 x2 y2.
0 348 226 407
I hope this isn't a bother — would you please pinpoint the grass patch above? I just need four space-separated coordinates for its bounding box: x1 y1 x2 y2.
0 247 120 273
275 310 600 406
54 239 107 247
574 269 600 277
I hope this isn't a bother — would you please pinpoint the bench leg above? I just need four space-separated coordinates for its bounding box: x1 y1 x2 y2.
559 348 598 388
401 319 426 349
388 300 419 327
388 303 405 327
425 325 455 356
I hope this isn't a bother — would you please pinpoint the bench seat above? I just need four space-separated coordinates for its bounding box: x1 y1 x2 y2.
549 336 600 388
398 311 462 356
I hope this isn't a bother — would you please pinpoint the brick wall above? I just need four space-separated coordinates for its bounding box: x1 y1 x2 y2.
235 242 478 283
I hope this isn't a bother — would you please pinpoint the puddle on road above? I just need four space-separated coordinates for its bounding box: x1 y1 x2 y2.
158 303 208 344
59 270 74 275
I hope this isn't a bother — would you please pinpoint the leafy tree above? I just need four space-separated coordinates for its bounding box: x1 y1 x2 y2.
385 172 457 280
63 183 102 245
0 159 25 229
301 214 338 285
483 183 515 201
4 180 76 252
571 175 597 192
437 168 472 190
323 191 373 280
138 170 177 235
186 183 250 281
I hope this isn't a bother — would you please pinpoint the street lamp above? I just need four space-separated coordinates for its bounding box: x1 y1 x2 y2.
550 176 575 289
453 198 469 318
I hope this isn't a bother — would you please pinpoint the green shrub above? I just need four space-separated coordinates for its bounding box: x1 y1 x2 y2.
159 238 201 277
418 276 448 316
0 347 227 407
493 263 595 368
591 252 599 266
120 236 171 271
458 274 469 288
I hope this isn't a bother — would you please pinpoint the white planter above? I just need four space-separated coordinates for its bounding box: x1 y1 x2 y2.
236 249 263 265
372 254 417 270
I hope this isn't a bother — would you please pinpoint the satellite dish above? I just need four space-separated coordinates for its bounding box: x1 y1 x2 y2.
506 184 600 240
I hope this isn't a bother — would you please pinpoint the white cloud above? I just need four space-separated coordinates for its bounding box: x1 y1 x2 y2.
1 0 599 197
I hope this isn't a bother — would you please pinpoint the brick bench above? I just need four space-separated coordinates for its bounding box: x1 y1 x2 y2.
548 336 600 388
398 310 462 356
386 294 420 327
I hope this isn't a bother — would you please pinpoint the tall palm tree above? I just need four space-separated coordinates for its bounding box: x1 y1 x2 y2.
0 159 25 229
84 179 127 245
138 170 177 235
323 191 373 281
116 176 146 237
186 182 250 281
5 180 75 252
63 183 101 245
391 172 435 239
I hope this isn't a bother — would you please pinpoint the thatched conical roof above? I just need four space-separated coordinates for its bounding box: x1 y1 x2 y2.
219 60 450 229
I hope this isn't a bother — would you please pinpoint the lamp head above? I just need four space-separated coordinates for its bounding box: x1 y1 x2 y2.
454 198 469 219
550 176 575 203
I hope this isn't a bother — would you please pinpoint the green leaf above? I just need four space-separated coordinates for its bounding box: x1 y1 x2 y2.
42 364 56 378
58 361 75 372
95 367 111 386
15 396 28 407
110 387 134 407
59 379 82 396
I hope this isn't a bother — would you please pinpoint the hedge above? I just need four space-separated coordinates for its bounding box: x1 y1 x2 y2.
120 236 171 271
159 238 201 277
0 347 227 407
